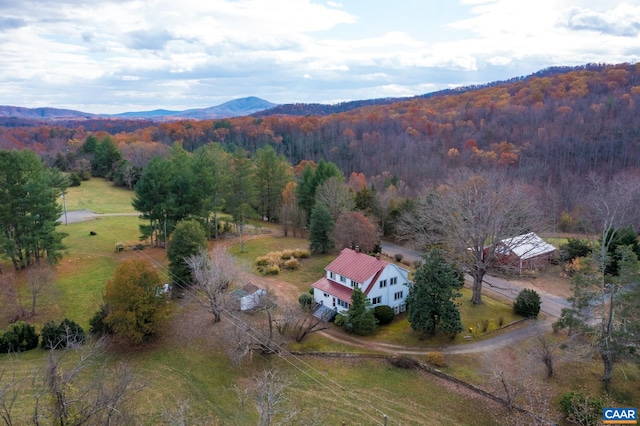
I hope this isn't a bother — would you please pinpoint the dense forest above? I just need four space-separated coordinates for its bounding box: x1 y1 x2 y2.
2 62 640 231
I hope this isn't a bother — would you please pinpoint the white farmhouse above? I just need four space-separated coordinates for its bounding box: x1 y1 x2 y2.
312 248 411 319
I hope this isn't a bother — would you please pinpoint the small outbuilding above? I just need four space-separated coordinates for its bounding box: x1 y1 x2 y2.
232 282 267 311
491 232 557 273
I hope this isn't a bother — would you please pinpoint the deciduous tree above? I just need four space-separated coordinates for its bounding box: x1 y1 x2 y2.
104 259 169 343
396 171 540 304
332 211 378 253
186 247 238 322
315 176 354 222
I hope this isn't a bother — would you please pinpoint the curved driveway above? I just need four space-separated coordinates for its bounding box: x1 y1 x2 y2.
375 240 570 354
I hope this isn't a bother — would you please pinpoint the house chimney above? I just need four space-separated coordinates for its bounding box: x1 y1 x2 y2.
376 253 380 260
355 246 360 253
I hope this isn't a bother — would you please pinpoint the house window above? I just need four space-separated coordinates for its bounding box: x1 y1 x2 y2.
324 293 329 298
371 296 382 305
329 272 335 279
379 279 387 288
390 277 398 285
340 275 346 283
337 299 349 308
394 291 403 300
351 280 359 288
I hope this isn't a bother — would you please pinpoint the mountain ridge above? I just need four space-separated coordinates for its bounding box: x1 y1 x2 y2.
0 96 277 121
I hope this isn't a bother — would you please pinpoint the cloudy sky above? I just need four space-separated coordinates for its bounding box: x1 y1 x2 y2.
2 0 640 114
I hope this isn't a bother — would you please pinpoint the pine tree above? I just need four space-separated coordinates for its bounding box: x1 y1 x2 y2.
406 249 464 336
309 204 335 254
343 287 378 336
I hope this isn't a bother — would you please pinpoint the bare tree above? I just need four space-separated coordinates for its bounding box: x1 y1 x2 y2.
0 368 21 426
26 265 55 316
273 305 329 343
186 247 239 322
250 369 294 426
315 176 355 222
577 172 640 383
35 339 144 425
0 273 26 323
332 211 379 253
396 170 541 304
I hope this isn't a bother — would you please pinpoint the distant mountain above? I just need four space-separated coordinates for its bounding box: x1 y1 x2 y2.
0 97 277 121
0 106 95 119
109 97 277 120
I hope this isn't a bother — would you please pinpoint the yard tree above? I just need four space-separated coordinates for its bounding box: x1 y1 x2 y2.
104 259 169 343
308 203 334 254
315 176 354 222
164 144 199 227
186 247 238 322
253 144 293 222
296 159 343 221
396 171 540 304
192 143 230 238
27 264 55 316
91 135 122 179
332 211 378 253
167 219 208 286
279 182 305 237
406 249 464 336
132 156 172 247
342 287 378 336
585 172 640 382
0 149 67 270
226 148 258 252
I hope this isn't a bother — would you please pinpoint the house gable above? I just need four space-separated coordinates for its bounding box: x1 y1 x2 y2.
312 249 411 314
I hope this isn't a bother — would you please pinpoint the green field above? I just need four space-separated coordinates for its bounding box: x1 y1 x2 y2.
63 177 136 213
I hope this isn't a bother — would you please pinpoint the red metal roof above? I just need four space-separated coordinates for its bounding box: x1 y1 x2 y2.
312 277 354 304
325 248 389 284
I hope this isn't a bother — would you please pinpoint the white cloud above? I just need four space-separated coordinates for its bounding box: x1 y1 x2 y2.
1 0 640 112
564 3 640 36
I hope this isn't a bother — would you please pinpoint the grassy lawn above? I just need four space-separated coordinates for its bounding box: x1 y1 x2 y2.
5 215 165 331
228 235 334 293
63 178 135 213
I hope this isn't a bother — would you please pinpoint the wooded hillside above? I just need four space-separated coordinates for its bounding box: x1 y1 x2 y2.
2 63 640 219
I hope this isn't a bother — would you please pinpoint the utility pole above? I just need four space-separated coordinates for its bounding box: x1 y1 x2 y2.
61 192 68 225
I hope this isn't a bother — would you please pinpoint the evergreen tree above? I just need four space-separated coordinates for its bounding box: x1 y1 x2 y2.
132 156 172 247
343 287 378 336
192 143 230 238
253 144 293 222
91 135 122 179
309 204 335 254
167 219 208 286
513 288 542 318
406 249 464 336
226 148 258 248
0 150 67 270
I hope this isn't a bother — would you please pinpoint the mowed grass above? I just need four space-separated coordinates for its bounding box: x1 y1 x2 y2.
6 215 166 331
228 235 334 293
63 177 135 213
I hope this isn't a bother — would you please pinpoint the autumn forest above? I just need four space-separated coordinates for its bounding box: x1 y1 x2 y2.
2 62 640 234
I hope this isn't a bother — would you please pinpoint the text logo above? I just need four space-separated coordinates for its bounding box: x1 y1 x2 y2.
603 408 637 425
